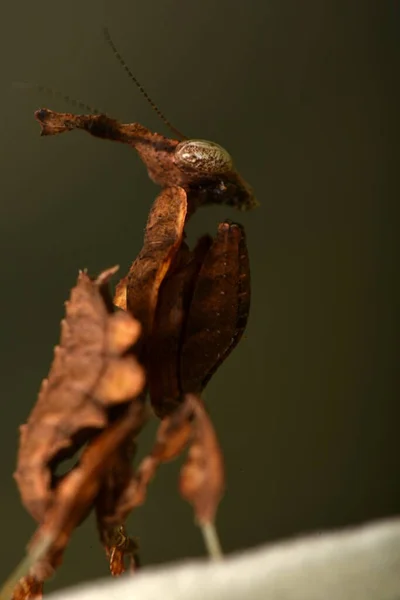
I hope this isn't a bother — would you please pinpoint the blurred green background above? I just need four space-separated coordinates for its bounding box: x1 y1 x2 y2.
0 0 398 593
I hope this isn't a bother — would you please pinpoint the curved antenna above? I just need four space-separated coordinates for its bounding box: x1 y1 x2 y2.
103 27 186 140
13 81 105 115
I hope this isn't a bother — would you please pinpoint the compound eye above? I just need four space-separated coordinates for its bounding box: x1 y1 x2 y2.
174 139 233 175
35 108 50 121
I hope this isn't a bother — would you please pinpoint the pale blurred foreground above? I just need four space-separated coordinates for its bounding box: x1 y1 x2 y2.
47 518 400 600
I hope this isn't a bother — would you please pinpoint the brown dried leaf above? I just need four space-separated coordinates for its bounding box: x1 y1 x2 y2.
179 395 224 525
14 268 145 524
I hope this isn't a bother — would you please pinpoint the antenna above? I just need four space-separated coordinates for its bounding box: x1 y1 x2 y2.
13 81 105 115
103 27 186 140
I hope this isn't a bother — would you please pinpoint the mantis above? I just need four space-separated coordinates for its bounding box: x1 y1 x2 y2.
2 26 257 600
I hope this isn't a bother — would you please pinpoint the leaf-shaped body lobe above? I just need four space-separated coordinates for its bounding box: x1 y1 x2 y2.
181 222 250 393
179 394 224 525
148 237 212 418
14 269 144 523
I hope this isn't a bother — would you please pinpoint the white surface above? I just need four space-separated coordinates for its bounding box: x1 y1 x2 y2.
48 518 400 600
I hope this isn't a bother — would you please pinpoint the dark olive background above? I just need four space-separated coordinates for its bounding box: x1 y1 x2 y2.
0 0 398 593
